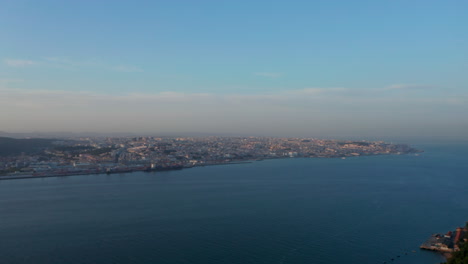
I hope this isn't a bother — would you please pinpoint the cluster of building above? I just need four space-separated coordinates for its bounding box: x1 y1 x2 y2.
0 136 418 179
421 224 468 252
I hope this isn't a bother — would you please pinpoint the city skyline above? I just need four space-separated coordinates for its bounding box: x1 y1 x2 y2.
2 1 467 139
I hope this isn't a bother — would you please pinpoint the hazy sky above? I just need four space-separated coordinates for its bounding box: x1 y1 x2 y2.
1 0 467 139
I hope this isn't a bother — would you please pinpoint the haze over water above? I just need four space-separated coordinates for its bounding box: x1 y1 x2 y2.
1 143 467 264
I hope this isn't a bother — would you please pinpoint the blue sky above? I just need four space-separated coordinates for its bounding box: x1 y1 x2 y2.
1 0 467 139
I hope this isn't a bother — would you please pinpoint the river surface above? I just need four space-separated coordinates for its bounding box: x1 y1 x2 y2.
1 143 467 264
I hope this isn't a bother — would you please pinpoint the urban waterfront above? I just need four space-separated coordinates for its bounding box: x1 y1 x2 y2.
0 136 418 179
0 143 467 264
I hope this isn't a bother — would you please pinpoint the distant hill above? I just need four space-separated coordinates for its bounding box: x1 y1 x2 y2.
0 137 56 156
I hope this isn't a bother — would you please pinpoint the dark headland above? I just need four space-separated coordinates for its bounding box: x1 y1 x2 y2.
421 222 468 263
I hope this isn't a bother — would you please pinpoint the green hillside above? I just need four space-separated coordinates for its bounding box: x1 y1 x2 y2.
0 137 56 156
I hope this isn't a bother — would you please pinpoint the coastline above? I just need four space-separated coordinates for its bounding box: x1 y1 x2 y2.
2 144 458 264
420 222 468 264
0 152 416 181
0 160 256 181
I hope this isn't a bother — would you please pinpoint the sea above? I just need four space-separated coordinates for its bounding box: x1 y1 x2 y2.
1 142 467 264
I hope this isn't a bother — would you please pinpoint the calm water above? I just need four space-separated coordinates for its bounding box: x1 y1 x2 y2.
1 143 467 264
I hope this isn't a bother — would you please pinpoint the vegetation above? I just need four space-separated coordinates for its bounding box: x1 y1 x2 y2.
163 149 177 154
337 141 370 146
53 146 94 152
85 147 115 156
0 137 56 156
53 145 115 156
446 244 468 264
445 223 468 264
0 167 19 175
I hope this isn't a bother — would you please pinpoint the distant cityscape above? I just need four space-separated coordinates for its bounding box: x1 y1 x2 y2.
0 136 420 180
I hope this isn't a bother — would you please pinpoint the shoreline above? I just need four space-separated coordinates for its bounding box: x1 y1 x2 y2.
0 160 256 181
0 152 417 182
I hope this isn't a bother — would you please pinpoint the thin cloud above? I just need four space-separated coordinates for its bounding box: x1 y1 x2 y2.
41 57 142 72
292 87 348 95
0 78 23 83
0 79 24 89
0 87 460 108
44 57 103 68
254 72 283 78
384 84 433 90
4 59 36 67
113 65 143 72
44 57 80 68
